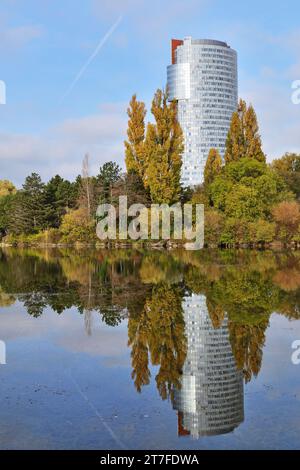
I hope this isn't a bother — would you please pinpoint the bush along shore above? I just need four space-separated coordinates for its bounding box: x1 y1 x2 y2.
0 93 300 249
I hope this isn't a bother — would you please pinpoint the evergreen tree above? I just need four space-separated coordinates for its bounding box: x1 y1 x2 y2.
9 191 32 235
0 194 15 237
125 94 146 177
10 173 47 234
23 173 48 231
123 172 150 207
143 89 184 204
204 148 223 186
97 161 122 204
44 175 78 228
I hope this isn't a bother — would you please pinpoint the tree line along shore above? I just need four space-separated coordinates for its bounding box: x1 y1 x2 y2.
0 91 300 249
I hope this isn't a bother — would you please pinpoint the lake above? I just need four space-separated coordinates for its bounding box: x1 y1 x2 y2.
0 247 299 450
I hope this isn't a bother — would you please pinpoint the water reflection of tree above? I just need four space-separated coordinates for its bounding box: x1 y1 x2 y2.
0 247 300 389
0 248 148 325
128 284 187 401
0 287 16 307
182 250 300 382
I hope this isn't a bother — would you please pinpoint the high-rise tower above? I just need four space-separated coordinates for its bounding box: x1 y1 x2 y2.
173 294 244 438
167 37 238 186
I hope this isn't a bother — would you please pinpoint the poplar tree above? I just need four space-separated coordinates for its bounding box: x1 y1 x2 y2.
204 148 223 186
80 154 94 220
244 105 266 163
125 94 146 178
143 89 184 204
225 99 265 164
225 99 246 163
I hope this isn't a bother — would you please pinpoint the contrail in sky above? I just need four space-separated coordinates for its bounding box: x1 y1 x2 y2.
60 16 122 103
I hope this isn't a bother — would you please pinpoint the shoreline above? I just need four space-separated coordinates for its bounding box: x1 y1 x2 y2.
1 240 299 250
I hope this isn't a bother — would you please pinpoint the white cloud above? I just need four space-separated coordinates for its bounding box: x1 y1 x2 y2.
241 79 300 160
0 303 128 359
0 103 127 186
0 24 43 51
225 25 300 160
92 0 210 43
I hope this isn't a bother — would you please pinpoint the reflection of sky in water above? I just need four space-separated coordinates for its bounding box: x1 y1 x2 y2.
1 301 300 450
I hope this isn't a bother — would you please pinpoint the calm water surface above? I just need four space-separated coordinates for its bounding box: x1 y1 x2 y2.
0 248 299 450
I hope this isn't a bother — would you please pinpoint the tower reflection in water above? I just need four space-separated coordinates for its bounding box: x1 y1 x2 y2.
173 294 244 438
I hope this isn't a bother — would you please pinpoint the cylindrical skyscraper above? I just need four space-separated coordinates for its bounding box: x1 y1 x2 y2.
167 37 238 186
173 294 244 438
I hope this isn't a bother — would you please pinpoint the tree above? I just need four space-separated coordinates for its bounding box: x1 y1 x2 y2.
79 154 94 220
225 99 246 163
271 153 300 199
143 89 184 204
60 207 95 243
204 148 222 186
244 105 265 162
128 284 187 400
125 94 146 177
204 210 224 246
0 180 16 197
272 201 300 242
210 158 292 221
97 161 122 204
9 191 30 235
0 194 15 237
248 219 276 243
10 173 47 235
114 172 150 208
44 175 78 228
225 99 265 164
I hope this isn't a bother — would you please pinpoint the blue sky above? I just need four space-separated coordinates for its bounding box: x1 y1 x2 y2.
0 0 300 186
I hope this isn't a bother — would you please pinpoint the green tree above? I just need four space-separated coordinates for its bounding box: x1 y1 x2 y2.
224 184 263 220
248 219 276 243
210 158 292 222
10 173 47 235
204 209 224 246
60 207 95 243
97 161 122 204
271 153 300 199
44 175 78 228
0 194 15 237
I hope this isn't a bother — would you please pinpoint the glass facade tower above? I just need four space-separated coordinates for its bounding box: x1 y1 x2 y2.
167 37 238 186
173 294 244 438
